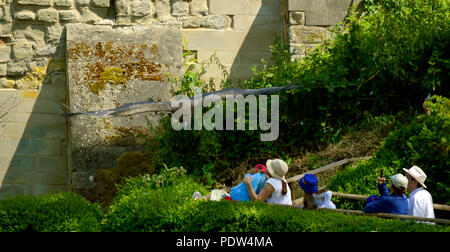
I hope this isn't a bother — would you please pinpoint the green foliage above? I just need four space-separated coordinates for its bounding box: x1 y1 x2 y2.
146 115 280 184
328 95 450 206
244 0 449 142
102 167 210 232
140 0 449 185
1 169 448 232
102 174 448 232
0 192 103 232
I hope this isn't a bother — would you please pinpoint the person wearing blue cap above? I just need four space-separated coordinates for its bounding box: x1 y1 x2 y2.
298 174 336 210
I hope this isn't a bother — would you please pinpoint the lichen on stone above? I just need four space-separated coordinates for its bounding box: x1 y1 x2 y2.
69 41 163 95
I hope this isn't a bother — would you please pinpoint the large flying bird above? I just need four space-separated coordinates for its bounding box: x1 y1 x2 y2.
64 84 300 118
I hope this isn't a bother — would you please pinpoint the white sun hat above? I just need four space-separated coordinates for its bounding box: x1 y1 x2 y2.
403 166 427 188
266 159 289 180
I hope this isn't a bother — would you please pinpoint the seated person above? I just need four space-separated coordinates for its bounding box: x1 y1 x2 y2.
192 164 268 201
298 174 336 210
244 159 292 206
363 174 408 215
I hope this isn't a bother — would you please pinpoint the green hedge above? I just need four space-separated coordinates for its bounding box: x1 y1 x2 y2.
1 173 449 232
101 171 449 232
161 200 449 232
101 167 210 232
0 192 103 232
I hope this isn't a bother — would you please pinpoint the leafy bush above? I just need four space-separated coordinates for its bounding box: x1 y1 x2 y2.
328 95 450 207
77 151 156 209
141 0 449 184
146 116 281 185
245 0 449 140
0 192 103 232
102 167 210 232
102 171 449 232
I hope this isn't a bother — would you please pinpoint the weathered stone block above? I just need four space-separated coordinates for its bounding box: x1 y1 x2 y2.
26 171 68 185
16 139 61 156
0 156 36 172
17 0 52 6
0 7 3 20
7 60 29 76
59 10 80 23
22 125 67 139
326 0 352 10
289 25 326 44
131 0 153 17
233 15 280 31
0 170 27 184
210 0 279 15
197 50 237 65
171 0 189 17
0 45 10 62
224 30 277 51
190 0 208 15
79 7 103 24
92 0 110 8
238 51 272 64
0 23 12 36
305 9 347 26
288 0 326 11
115 0 130 15
66 24 183 190
183 29 225 50
37 156 67 173
12 40 34 59
154 0 173 21
0 63 6 76
45 25 63 43
14 10 36 21
54 0 73 7
201 15 231 29
12 24 45 43
50 71 66 85
37 8 59 23
14 112 66 125
179 16 202 28
0 77 14 87
75 0 90 7
289 11 305 25
1 5 12 23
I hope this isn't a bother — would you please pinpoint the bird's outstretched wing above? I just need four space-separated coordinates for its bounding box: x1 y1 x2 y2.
64 84 300 118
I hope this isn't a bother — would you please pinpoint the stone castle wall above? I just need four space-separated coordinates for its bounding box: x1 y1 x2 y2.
0 0 360 198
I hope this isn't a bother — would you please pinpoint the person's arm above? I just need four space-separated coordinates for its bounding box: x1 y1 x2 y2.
377 177 389 196
243 176 274 202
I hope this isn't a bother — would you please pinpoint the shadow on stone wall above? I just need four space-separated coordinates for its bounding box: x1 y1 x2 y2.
227 0 282 84
0 30 69 199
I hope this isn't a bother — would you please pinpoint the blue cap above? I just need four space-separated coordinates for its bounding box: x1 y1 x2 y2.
298 174 318 193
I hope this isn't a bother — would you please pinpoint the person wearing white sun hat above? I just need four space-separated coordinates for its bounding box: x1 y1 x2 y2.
243 159 292 205
403 166 435 223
